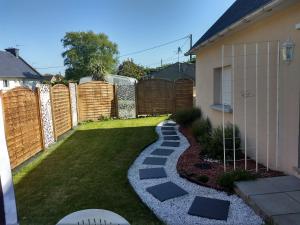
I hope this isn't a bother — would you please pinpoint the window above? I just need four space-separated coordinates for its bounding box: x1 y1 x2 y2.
211 66 232 112
3 80 9 88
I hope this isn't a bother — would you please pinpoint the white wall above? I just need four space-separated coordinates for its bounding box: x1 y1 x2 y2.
0 79 40 91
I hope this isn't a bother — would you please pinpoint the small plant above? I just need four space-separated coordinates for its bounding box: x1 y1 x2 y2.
192 117 212 148
204 123 241 161
195 175 209 183
217 169 256 192
173 107 202 127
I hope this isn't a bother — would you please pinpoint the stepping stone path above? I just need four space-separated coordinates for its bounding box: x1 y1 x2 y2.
128 121 262 225
151 148 174 156
161 141 180 147
147 181 188 202
143 157 167 166
188 196 230 221
139 168 167 180
164 135 180 141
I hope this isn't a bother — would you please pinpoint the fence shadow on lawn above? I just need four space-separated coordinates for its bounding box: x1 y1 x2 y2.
13 124 164 225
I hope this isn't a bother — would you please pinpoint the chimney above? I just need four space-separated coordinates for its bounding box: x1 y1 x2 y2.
5 48 19 58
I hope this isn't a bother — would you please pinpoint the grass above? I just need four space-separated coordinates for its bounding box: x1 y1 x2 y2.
14 116 167 225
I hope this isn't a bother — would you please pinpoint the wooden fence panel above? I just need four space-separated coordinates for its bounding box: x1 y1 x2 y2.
137 79 174 115
175 79 194 111
78 81 116 121
51 84 72 139
2 87 43 168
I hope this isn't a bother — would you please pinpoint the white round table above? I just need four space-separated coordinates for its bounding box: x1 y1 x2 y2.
56 209 130 225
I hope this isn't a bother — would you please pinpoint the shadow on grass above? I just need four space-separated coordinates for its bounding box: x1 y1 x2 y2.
14 125 164 225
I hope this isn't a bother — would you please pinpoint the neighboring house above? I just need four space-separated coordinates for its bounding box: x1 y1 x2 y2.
0 48 43 90
188 0 300 176
43 74 64 84
79 74 138 85
143 62 195 82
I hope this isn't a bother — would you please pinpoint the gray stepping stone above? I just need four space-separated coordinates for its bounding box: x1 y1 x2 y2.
143 157 167 165
139 168 167 180
161 141 180 147
151 148 174 156
188 196 230 221
162 131 177 135
147 181 188 202
164 123 176 127
164 135 180 141
161 126 175 131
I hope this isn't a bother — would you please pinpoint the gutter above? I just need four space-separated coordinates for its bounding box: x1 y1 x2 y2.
186 0 285 55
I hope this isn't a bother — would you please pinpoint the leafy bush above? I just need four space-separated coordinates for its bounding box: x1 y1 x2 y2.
192 117 212 140
217 169 256 191
195 175 209 183
173 107 202 127
204 124 241 161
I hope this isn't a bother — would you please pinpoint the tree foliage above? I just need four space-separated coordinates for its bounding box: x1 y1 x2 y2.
61 31 118 81
117 59 145 80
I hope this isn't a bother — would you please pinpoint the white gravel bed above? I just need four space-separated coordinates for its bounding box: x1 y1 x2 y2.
127 120 263 225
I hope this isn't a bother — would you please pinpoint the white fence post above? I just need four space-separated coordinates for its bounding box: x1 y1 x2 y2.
0 96 18 225
38 84 55 148
69 83 78 127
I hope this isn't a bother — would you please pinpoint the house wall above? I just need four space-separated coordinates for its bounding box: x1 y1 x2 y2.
0 78 40 90
195 2 300 176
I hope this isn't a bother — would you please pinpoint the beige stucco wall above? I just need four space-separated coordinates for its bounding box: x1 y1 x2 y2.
195 2 300 176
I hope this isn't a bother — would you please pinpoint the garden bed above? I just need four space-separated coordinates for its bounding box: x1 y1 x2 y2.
177 126 284 191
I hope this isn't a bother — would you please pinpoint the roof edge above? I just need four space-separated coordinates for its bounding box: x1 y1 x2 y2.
186 0 285 55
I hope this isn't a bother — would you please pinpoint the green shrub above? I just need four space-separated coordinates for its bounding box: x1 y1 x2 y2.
173 107 202 126
192 117 212 139
217 169 256 191
205 124 241 161
195 175 209 183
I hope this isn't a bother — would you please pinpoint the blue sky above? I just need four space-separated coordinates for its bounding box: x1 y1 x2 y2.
0 0 235 75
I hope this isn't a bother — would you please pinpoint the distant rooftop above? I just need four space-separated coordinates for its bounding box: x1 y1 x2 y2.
145 62 195 81
0 49 43 79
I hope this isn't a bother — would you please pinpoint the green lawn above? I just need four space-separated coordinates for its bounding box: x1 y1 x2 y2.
14 117 167 225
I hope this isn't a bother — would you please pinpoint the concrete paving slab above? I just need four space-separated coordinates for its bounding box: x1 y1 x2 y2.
272 213 300 225
151 148 174 156
251 193 300 216
163 136 180 141
188 196 230 221
161 141 180 147
146 181 188 202
287 191 300 203
143 157 167 166
235 179 281 197
139 168 167 180
267 176 300 192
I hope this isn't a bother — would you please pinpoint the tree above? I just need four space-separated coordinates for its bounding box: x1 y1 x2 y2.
117 59 145 80
61 31 118 81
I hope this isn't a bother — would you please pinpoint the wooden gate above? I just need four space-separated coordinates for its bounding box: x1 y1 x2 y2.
51 84 72 139
78 81 116 121
137 79 175 115
2 87 43 168
175 79 194 111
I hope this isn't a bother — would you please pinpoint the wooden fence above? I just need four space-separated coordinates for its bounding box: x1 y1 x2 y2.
0 80 193 168
51 84 72 139
78 81 116 121
1 87 43 168
136 79 193 115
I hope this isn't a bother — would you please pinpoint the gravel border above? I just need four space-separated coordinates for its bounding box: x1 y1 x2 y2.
128 121 263 225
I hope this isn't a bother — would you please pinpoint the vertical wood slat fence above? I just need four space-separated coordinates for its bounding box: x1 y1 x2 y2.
1 87 43 168
51 84 72 139
0 79 193 168
136 79 194 115
77 81 116 121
